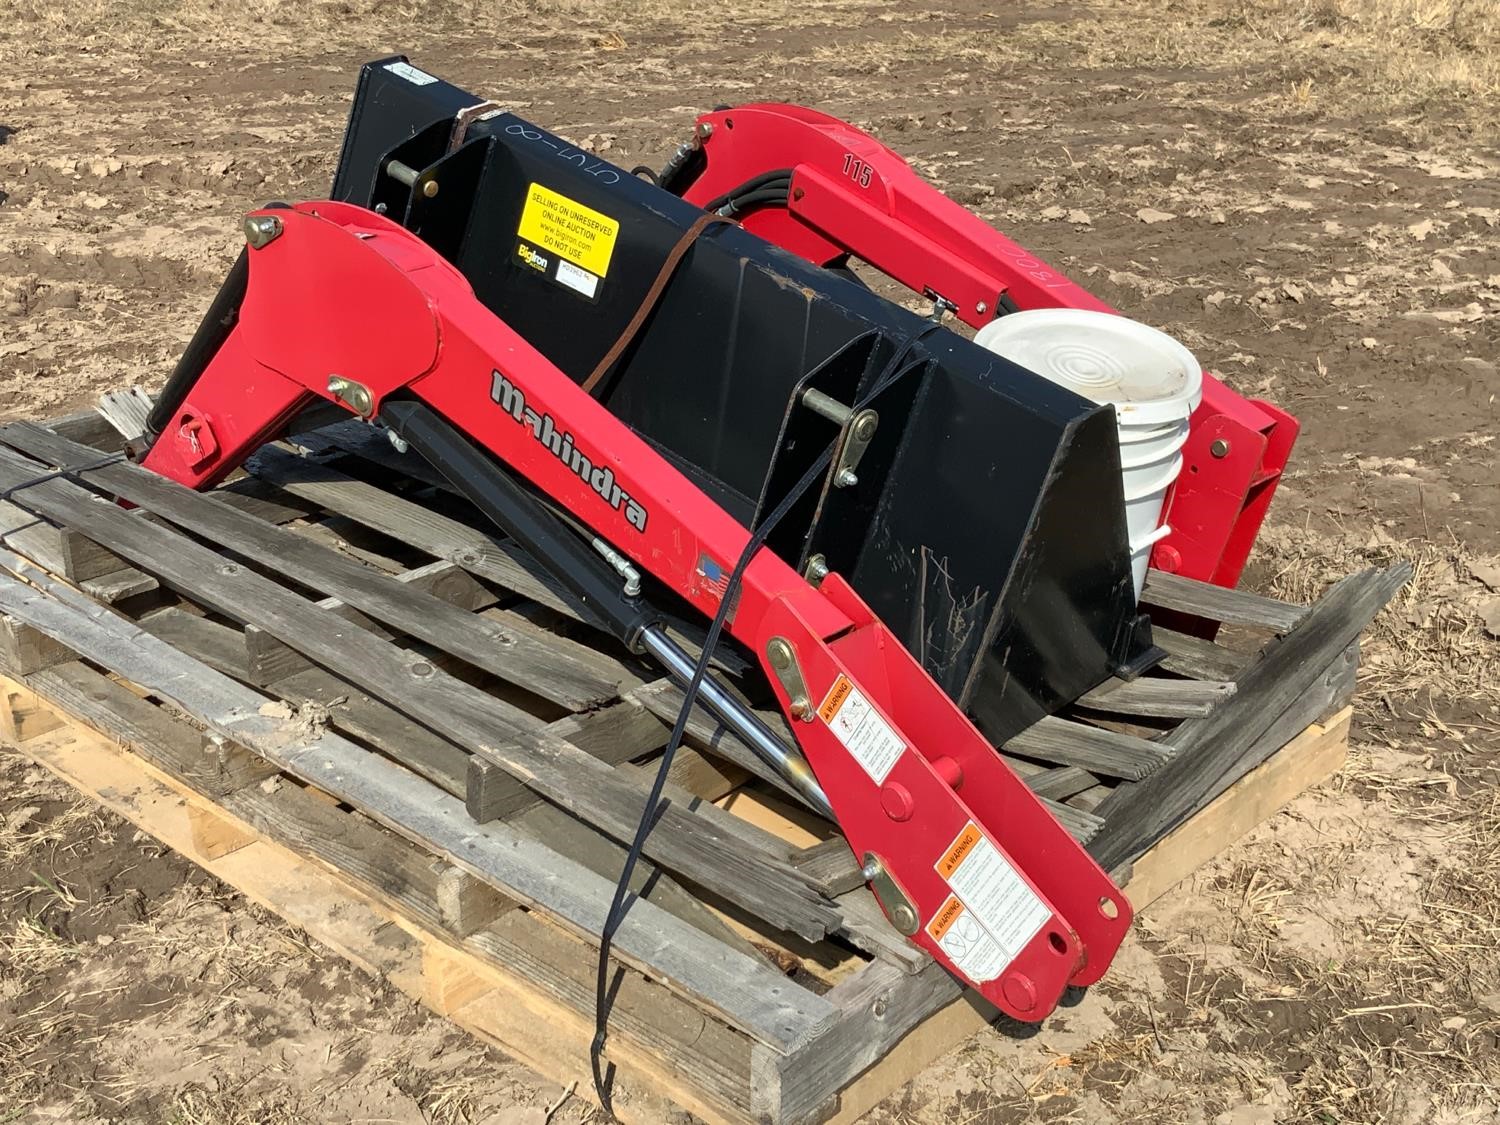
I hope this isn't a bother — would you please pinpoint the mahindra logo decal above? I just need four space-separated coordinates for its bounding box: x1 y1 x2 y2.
490 370 648 533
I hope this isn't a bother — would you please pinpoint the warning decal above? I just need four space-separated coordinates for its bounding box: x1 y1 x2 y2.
384 60 437 86
816 674 905 784
931 822 1050 975
517 183 619 281
926 894 1008 982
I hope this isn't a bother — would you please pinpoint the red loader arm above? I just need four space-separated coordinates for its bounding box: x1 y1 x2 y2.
674 104 1298 588
140 201 1133 1020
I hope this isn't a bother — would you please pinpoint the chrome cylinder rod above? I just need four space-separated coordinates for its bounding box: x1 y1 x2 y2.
639 626 834 820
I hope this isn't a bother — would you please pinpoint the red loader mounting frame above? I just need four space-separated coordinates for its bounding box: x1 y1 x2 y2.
672 104 1299 589
139 201 1133 1022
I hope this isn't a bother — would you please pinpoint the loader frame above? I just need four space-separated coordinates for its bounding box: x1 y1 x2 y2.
134 200 1132 1019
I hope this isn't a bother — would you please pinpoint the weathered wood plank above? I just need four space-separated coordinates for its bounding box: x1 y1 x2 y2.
1 422 622 710
4 671 755 1120
829 889 929 972
1142 569 1306 633
0 562 836 1052
0 612 73 674
436 865 518 937
1042 797 1104 844
0 445 837 940
1091 566 1407 870
254 443 748 681
247 444 579 616
132 608 762 955
242 558 500 684
1003 714 1170 780
145 607 786 872
789 838 865 898
1076 675 1236 719
1027 766 1098 802
467 910 755 1116
46 409 126 451
466 698 669 822
1182 640 1359 822
753 960 970 1124
632 680 813 809
1152 625 1255 681
80 567 159 603
197 731 282 798
138 607 480 802
0 492 131 583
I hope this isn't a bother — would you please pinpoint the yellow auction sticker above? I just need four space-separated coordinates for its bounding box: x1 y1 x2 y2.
517 183 619 280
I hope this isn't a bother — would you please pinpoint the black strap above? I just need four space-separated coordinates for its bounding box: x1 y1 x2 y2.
0 451 127 504
590 322 942 1114
581 213 732 398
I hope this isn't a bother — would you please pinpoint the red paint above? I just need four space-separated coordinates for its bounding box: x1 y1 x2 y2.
931 755 963 789
680 105 1298 591
139 202 1133 1020
880 781 915 822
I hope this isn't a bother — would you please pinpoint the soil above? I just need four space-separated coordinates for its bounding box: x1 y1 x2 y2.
1 1 1497 1122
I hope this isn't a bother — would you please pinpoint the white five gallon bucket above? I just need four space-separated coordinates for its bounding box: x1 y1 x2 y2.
974 308 1203 601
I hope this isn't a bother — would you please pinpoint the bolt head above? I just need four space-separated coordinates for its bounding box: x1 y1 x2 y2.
1001 972 1038 1013
327 375 374 417
891 904 918 935
421 179 439 199
852 413 878 442
835 468 859 488
976 301 988 315
243 213 283 249
1210 438 1231 458
695 121 714 140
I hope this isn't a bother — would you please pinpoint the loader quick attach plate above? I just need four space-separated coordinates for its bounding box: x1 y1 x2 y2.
330 57 1154 747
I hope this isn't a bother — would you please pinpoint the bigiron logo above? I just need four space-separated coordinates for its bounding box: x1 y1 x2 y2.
517 242 548 273
490 371 648 532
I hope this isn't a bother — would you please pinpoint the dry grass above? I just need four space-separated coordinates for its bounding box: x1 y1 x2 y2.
163 1087 304 1125
1218 788 1500 1120
10 0 1487 104
0 796 113 865
1214 0 1500 108
0 0 881 54
0 1007 81 1114
0 914 79 976
1256 525 1500 706
371 1051 490 1125
803 0 1500 130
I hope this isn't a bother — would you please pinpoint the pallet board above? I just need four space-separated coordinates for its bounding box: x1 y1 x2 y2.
0 410 1405 1123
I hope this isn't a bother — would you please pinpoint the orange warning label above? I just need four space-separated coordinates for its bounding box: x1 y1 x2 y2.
815 673 906 784
936 822 983 880
926 895 965 942
817 674 854 723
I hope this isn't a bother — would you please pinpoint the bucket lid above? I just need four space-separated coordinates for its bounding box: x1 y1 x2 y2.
975 308 1204 425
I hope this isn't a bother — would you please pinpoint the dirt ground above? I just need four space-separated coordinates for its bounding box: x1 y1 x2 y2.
1 0 1497 1121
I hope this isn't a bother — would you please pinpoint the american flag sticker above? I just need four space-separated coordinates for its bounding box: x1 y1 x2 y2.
695 552 741 617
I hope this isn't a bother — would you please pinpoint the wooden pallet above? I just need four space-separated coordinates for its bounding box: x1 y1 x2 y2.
0 411 1405 1123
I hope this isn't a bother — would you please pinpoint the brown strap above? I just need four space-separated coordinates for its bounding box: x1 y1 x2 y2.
581 213 732 397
